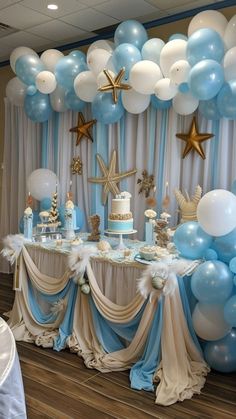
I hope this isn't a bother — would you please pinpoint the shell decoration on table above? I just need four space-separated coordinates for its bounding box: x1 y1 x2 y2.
97 240 111 252
174 185 202 223
137 262 178 302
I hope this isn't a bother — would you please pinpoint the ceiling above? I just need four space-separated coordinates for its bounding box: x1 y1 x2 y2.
0 0 230 64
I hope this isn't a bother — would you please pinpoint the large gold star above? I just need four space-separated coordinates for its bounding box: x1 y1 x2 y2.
70 112 96 146
176 117 214 159
98 68 131 103
88 150 137 205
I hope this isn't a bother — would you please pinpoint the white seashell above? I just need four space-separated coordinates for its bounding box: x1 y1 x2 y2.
151 276 165 290
97 240 111 251
77 275 86 285
81 283 91 294
144 209 157 219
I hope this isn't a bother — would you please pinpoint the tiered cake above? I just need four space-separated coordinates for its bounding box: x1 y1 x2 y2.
108 192 133 233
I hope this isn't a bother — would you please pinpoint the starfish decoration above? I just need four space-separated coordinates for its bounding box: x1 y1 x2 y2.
137 170 155 198
88 150 137 205
70 112 96 146
98 68 131 103
71 156 83 175
176 117 214 159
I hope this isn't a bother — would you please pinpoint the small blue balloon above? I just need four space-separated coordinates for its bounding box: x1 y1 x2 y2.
217 80 236 119
69 50 86 62
173 221 212 260
191 260 233 304
169 33 188 41
65 89 85 111
141 38 164 64
234 276 236 286
58 205 84 229
204 248 218 261
40 197 51 211
229 257 236 274
113 43 141 79
151 95 172 110
19 210 40 233
55 55 87 90
114 20 148 50
212 228 236 264
231 179 236 195
24 91 52 122
15 54 45 86
187 28 225 67
199 96 221 120
188 59 224 100
178 82 189 93
204 329 236 373
224 295 236 327
92 93 124 124
26 85 37 96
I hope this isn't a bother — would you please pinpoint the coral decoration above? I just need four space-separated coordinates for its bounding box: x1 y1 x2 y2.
137 170 155 198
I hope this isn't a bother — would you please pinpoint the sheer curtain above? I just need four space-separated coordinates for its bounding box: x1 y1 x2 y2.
1 98 236 272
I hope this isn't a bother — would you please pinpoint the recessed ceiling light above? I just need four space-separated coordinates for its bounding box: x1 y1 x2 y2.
47 4 58 10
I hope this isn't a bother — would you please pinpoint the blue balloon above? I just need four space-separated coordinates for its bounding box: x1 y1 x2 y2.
191 260 233 304
212 228 236 264
199 96 221 120
26 85 37 96
229 257 236 274
24 91 52 122
169 33 188 41
217 80 236 119
141 38 164 64
178 82 189 93
114 20 148 50
224 294 236 327
151 95 172 110
15 54 45 86
204 329 236 373
69 50 86 62
204 248 218 261
55 55 87 90
65 89 85 111
187 28 225 67
92 93 124 124
40 198 51 211
188 59 224 100
19 210 40 233
112 43 141 79
173 221 212 259
234 276 236 287
58 205 84 229
231 179 236 195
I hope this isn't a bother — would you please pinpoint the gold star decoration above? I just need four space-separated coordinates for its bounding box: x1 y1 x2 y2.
70 112 96 146
88 150 137 205
176 117 214 159
71 156 83 175
98 68 131 103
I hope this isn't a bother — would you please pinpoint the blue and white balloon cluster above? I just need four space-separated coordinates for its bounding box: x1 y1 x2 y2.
173 189 236 373
6 9 236 123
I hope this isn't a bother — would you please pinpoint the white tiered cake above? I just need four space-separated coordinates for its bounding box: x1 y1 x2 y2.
108 192 133 233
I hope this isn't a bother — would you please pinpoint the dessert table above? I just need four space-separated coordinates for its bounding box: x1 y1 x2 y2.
3 234 209 406
0 317 27 419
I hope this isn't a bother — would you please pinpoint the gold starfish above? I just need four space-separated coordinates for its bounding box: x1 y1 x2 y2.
98 68 131 103
70 112 96 146
176 117 214 159
88 150 137 205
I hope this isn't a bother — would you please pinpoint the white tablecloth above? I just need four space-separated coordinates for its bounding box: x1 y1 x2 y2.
0 317 27 418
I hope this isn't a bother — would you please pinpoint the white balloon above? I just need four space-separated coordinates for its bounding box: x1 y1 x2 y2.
173 91 199 115
97 70 115 88
223 47 236 82
154 78 178 101
27 169 58 201
50 85 68 112
188 10 228 38
122 89 150 114
87 40 114 56
197 189 236 237
74 71 97 102
192 303 231 341
6 77 27 107
87 48 112 76
169 60 191 85
40 49 64 72
10 46 38 73
36 71 57 94
129 60 162 94
224 15 236 50
160 39 187 77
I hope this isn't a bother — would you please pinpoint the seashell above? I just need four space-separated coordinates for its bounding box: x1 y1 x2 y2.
151 276 165 290
97 240 111 251
144 209 157 219
77 275 86 285
81 283 91 294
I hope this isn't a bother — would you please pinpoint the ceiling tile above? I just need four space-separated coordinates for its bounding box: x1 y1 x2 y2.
0 4 52 29
28 20 87 41
95 0 159 20
167 0 215 15
61 8 119 31
2 30 51 49
20 0 88 19
145 0 196 10
138 10 170 23
79 0 109 5
0 0 20 8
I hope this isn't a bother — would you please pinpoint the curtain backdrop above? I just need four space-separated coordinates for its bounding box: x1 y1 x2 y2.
1 98 236 272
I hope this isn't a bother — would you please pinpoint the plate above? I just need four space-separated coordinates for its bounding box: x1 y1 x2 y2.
134 254 153 265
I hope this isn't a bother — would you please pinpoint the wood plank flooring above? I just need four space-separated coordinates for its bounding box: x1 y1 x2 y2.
1 273 236 419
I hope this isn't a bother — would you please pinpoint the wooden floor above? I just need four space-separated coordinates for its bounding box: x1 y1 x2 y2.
1 274 236 419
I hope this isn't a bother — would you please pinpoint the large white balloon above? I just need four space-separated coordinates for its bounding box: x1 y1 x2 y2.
27 169 58 201
169 60 191 85
192 303 231 341
36 71 57 94
50 85 68 112
173 91 199 115
96 70 115 88
160 39 187 77
87 48 112 76
10 46 38 73
223 47 236 82
224 15 236 50
74 71 97 102
188 10 228 37
87 40 114 56
197 189 236 237
154 78 177 101
129 60 162 94
6 77 27 107
122 89 150 114
40 49 64 72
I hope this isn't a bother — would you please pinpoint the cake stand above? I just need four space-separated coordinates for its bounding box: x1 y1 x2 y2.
104 230 137 250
